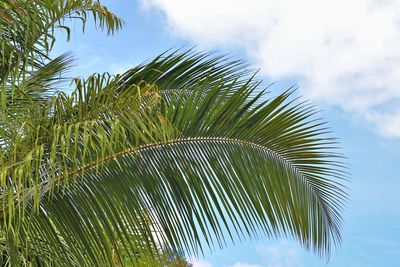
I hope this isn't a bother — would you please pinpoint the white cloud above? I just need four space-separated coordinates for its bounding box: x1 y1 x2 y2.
191 259 213 267
141 0 400 138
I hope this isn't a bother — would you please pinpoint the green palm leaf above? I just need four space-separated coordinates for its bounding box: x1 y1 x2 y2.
0 0 123 82
0 51 347 266
0 1 348 265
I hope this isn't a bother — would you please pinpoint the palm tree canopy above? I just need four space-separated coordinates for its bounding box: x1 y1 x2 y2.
0 1 348 266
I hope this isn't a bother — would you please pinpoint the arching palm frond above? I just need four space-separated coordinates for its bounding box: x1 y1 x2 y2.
0 51 348 266
0 1 348 266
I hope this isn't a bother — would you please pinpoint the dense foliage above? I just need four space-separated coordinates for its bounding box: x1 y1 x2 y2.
0 1 347 266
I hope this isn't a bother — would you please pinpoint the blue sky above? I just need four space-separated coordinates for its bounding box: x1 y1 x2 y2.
54 1 400 266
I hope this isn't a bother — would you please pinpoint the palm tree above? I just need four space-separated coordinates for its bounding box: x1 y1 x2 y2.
0 0 347 266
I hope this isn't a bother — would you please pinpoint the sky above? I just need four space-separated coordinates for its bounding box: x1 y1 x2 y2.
54 1 400 266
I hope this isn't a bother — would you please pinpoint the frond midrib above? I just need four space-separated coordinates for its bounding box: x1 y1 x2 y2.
28 136 338 234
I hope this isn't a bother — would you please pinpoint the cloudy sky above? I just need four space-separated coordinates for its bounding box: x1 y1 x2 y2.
55 0 400 266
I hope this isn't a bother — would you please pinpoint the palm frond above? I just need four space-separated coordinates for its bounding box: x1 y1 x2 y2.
0 0 124 81
0 50 348 266
116 49 258 96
